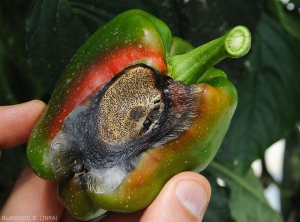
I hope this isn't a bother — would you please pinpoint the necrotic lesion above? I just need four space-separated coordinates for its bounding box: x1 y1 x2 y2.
49 64 200 183
97 66 164 147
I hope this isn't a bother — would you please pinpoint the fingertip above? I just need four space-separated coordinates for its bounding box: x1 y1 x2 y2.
28 99 47 110
173 171 211 197
140 172 211 222
0 100 46 148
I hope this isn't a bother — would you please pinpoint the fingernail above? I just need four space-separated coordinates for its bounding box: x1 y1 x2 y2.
175 181 208 218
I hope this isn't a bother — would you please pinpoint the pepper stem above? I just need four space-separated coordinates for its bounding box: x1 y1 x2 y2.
169 26 251 84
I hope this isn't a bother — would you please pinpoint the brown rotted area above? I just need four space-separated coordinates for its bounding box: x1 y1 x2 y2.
50 64 201 175
98 66 164 147
129 106 145 120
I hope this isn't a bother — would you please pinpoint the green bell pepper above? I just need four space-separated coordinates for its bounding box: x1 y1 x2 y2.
27 9 251 221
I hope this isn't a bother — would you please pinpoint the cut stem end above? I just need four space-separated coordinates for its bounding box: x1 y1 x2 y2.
169 25 251 85
225 26 251 58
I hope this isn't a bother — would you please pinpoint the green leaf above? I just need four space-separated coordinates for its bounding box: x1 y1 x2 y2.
220 13 300 172
25 0 160 92
208 161 283 222
281 125 300 221
0 44 17 105
0 0 45 105
202 170 234 222
266 0 300 41
159 0 262 46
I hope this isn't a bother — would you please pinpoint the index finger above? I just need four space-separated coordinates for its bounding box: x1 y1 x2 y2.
0 100 46 149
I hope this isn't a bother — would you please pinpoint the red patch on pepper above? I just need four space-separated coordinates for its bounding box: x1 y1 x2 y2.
49 45 166 139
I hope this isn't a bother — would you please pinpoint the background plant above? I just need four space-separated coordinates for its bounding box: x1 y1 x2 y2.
1 0 299 221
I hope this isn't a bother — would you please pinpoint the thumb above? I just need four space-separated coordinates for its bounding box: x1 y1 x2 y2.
140 172 211 222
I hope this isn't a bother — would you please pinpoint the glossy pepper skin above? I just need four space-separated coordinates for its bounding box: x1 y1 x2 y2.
27 9 251 220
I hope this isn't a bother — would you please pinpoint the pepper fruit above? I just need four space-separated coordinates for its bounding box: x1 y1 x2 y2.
27 9 251 221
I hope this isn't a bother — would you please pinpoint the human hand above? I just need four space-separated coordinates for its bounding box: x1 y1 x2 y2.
0 100 211 222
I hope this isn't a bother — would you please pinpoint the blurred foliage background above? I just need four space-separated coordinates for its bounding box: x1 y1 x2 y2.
1 0 300 221
0 0 45 209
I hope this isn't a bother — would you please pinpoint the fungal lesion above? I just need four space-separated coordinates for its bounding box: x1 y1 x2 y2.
74 171 85 179
140 99 164 136
129 106 146 121
98 66 165 146
50 132 85 181
49 64 200 191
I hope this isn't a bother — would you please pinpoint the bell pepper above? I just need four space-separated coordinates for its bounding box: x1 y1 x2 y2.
27 9 251 221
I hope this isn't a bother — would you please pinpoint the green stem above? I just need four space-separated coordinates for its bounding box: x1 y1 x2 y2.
169 26 251 84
